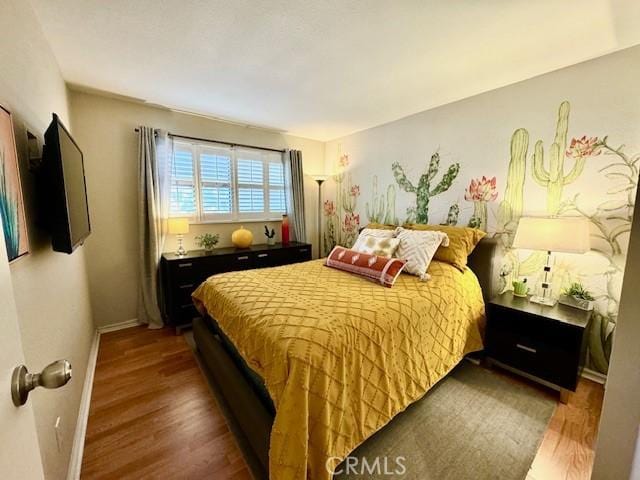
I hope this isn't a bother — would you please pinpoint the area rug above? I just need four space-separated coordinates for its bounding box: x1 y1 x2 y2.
184 331 555 480
335 362 556 480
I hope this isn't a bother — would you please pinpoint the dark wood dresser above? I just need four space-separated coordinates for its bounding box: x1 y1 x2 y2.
486 292 592 402
160 241 312 330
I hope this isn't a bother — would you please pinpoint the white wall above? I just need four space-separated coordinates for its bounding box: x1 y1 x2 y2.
69 90 325 328
0 0 95 478
592 182 640 480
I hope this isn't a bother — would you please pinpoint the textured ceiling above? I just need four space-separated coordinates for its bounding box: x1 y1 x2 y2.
29 0 640 141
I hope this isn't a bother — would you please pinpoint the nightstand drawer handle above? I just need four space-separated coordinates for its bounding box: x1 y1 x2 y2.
236 255 249 260
257 253 268 258
179 284 194 289
516 343 537 354
178 262 193 268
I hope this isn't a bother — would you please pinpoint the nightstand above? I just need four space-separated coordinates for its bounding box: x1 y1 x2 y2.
485 292 592 402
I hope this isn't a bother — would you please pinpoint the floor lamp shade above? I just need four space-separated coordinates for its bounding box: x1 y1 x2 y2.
512 217 590 254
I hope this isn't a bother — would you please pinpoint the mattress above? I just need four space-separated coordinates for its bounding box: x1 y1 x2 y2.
193 259 484 480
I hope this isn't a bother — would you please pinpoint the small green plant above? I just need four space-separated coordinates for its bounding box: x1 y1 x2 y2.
264 225 275 239
562 282 595 301
195 233 219 251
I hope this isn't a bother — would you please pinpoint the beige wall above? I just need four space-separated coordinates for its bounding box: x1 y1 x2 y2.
69 90 325 328
0 0 95 478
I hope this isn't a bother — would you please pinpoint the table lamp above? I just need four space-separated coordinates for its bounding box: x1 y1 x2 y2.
168 217 190 257
512 217 590 306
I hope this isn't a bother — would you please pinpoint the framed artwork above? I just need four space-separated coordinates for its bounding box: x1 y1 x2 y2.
0 105 29 262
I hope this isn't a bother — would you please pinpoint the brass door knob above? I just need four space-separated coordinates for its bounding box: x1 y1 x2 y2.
11 360 72 406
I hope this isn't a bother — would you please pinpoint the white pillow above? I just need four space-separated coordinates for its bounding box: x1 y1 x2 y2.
353 235 401 258
352 228 396 251
394 227 449 280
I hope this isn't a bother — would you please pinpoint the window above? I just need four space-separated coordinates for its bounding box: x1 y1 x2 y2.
169 140 286 222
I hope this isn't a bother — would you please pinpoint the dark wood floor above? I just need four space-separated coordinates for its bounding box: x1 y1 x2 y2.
81 326 604 479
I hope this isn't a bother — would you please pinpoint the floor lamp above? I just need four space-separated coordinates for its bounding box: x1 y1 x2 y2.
313 175 329 257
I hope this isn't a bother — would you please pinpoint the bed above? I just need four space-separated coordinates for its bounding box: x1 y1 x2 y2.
192 237 499 480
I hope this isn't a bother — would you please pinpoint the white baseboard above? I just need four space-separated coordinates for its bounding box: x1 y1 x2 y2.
581 367 607 385
66 329 100 480
97 318 141 334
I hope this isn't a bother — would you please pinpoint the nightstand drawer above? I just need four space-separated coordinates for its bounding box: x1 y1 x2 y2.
488 329 576 388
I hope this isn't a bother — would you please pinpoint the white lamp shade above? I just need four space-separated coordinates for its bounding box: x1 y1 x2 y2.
312 174 330 182
512 217 590 254
167 217 190 235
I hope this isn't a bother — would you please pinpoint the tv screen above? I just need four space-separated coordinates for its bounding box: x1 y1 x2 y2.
42 113 91 253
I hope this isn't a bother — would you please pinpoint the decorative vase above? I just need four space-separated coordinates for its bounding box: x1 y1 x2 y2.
231 226 253 248
267 237 276 246
281 214 290 245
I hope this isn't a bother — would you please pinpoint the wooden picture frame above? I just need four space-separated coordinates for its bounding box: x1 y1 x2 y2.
0 105 29 262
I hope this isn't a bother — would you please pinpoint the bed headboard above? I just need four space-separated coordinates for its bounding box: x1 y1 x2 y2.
467 237 500 301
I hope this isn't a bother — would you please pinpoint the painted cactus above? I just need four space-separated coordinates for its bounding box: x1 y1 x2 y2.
392 152 460 224
441 203 460 226
366 176 398 224
532 101 587 214
497 128 529 244
465 176 498 231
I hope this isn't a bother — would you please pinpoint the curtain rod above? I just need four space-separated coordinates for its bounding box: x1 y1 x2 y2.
134 128 286 153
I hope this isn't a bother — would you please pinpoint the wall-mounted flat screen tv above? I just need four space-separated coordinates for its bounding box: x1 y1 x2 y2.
42 113 91 253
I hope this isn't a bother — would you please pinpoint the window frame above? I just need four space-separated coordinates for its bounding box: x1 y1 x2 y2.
169 139 286 224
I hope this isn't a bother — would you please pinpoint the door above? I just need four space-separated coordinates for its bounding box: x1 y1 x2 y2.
0 217 44 479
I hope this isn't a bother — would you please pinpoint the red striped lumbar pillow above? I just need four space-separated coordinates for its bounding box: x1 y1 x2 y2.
325 246 406 287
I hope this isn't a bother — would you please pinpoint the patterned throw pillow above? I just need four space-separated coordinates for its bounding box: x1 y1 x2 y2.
353 235 400 258
394 227 449 281
325 246 406 288
352 228 396 250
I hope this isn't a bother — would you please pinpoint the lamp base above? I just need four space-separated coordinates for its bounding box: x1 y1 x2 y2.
529 295 557 307
176 235 187 257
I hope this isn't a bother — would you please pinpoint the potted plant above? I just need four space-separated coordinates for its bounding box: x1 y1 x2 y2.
559 282 595 311
264 225 276 246
195 233 219 253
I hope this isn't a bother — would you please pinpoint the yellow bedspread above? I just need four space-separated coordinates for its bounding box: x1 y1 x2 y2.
192 259 484 480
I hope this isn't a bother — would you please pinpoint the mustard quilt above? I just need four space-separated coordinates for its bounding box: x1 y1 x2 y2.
192 259 485 480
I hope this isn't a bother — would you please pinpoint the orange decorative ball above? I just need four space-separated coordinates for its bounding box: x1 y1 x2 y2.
231 226 253 248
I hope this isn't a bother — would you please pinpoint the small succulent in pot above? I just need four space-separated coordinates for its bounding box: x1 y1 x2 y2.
264 225 276 245
562 282 595 301
195 233 219 252
559 282 595 311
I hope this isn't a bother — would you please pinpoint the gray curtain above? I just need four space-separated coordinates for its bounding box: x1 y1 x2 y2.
137 127 173 328
284 150 306 242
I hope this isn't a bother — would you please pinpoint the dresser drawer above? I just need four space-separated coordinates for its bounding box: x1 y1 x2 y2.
226 252 255 271
254 249 286 268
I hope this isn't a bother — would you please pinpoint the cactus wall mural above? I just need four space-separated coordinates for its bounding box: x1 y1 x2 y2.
323 97 639 375
392 152 460 224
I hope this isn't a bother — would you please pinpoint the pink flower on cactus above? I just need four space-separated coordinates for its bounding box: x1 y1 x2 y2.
339 154 350 168
566 136 602 158
323 200 336 216
350 185 361 197
343 212 360 233
464 176 498 202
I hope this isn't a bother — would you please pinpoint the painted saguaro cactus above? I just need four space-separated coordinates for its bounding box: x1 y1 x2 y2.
392 152 460 224
366 176 398 224
497 128 529 244
532 101 586 214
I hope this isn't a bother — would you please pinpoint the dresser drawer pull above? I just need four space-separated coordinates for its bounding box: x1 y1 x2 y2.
298 248 309 253
515 343 537 354
179 284 194 289
180 303 194 309
257 253 268 258
178 262 193 268
236 255 249 260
